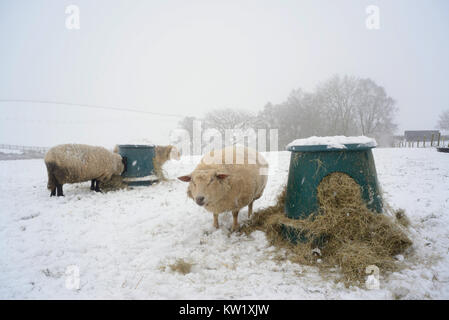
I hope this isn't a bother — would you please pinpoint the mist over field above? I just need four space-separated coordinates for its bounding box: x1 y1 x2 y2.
1 0 448 148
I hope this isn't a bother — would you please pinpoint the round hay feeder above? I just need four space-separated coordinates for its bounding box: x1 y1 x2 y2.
117 144 158 186
282 137 383 244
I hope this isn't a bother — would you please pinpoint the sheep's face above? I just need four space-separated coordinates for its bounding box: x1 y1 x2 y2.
178 170 229 208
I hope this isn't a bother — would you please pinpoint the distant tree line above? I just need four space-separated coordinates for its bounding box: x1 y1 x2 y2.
178 75 398 152
438 109 449 131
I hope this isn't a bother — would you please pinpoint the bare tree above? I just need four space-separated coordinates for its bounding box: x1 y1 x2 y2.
353 78 397 140
203 108 258 146
185 75 397 150
313 75 397 144
258 89 319 148
314 75 359 136
256 74 398 147
178 116 198 139
204 108 255 133
437 110 449 130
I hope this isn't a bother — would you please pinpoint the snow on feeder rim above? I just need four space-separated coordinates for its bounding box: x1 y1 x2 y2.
286 135 377 152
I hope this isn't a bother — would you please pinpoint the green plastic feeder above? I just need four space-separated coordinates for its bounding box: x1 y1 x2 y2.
282 143 383 244
117 144 157 186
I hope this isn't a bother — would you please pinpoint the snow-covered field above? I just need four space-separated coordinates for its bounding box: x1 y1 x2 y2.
1 148 448 299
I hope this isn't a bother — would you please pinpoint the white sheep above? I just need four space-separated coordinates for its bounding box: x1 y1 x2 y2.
45 144 127 196
178 145 268 230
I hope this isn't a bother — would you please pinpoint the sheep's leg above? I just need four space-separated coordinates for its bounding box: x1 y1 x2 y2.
213 213 219 229
90 179 96 190
232 210 239 231
48 170 57 197
94 180 102 193
56 184 64 197
248 201 253 218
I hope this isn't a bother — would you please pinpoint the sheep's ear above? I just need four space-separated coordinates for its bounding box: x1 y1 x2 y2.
178 175 191 182
216 173 229 180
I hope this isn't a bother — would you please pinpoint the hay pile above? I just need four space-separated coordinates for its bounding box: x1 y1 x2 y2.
242 172 412 286
99 175 128 192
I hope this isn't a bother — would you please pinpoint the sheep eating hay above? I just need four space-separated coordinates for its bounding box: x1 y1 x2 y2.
178 145 268 230
45 144 126 196
242 172 412 286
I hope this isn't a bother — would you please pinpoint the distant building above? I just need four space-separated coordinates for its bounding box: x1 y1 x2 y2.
404 130 440 142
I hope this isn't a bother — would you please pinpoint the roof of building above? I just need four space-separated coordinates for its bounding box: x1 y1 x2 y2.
404 130 440 141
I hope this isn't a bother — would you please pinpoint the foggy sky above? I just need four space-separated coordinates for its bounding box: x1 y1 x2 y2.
1 0 448 147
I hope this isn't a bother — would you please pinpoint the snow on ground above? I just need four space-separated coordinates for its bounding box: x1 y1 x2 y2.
0 148 448 299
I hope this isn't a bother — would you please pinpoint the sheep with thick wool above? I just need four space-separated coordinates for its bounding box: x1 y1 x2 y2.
45 144 126 196
178 145 268 230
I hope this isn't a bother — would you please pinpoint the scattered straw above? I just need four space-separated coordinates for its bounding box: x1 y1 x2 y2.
394 209 411 228
97 154 167 191
169 259 193 275
99 175 128 192
242 172 412 287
